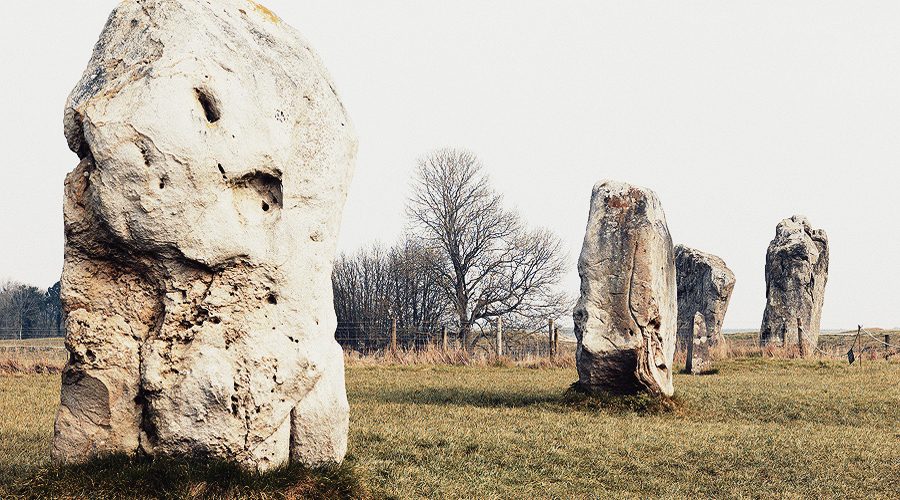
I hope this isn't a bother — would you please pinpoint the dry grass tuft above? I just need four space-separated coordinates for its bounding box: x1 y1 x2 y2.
561 381 688 416
344 345 575 369
0 352 65 376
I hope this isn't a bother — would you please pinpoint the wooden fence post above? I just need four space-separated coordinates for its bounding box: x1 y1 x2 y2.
391 317 397 357
548 318 555 359
442 325 448 352
554 325 560 357
496 316 503 357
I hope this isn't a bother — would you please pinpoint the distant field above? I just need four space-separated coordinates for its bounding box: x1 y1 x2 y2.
723 329 900 360
0 337 64 348
3 358 899 499
0 337 67 375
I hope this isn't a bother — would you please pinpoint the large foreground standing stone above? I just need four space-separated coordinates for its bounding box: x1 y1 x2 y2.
759 215 828 349
674 244 735 351
51 0 356 470
573 180 676 396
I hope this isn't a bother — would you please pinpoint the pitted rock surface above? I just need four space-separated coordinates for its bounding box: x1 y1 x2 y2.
51 0 356 469
674 244 735 351
573 180 676 396
760 215 828 349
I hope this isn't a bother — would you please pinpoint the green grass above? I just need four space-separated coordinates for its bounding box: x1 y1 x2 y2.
0 374 59 478
3 359 900 499
344 360 900 499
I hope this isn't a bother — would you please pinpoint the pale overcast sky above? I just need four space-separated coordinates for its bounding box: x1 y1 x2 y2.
1 1 897 330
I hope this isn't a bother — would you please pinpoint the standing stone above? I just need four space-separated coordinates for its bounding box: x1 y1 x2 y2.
685 312 710 374
51 0 356 470
573 180 676 396
674 244 735 352
759 215 828 349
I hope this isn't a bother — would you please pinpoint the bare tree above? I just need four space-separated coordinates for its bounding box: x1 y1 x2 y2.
407 148 569 352
0 280 45 340
332 238 450 351
43 281 64 336
386 238 449 339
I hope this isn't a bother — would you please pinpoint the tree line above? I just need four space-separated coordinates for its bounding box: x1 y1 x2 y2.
0 280 63 340
332 238 447 351
333 148 570 353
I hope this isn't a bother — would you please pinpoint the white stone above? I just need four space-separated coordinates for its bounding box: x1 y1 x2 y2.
51 0 356 469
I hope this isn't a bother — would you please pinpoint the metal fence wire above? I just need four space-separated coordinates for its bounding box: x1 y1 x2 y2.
335 320 573 360
722 327 900 362
0 328 64 342
5 324 898 363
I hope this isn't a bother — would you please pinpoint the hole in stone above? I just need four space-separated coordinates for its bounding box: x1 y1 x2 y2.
159 179 165 189
195 87 221 123
139 141 153 168
68 110 93 160
229 171 283 212
218 164 225 175
85 349 96 362
266 294 277 305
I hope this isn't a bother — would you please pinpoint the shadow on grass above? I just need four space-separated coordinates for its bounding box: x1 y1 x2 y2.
1 452 388 500
678 368 720 375
374 387 559 408
372 384 687 416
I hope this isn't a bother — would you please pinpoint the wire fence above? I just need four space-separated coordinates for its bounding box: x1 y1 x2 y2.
335 320 575 361
5 323 898 365
722 327 900 362
0 328 64 342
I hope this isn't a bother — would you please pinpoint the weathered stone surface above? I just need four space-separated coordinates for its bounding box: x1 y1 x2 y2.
685 312 710 374
573 180 676 396
759 215 828 349
674 244 735 351
51 0 356 470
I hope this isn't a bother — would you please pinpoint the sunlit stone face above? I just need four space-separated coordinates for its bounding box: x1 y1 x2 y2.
574 180 676 396
53 0 356 469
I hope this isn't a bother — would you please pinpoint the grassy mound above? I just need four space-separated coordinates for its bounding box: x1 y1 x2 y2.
560 382 687 416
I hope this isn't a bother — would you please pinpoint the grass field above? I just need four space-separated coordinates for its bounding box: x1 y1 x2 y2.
2 358 899 499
